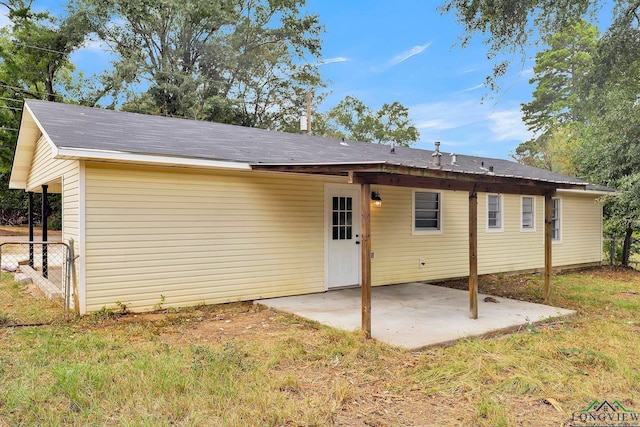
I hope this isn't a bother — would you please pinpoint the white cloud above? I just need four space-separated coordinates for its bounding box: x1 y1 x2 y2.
373 42 432 72
458 83 484 93
519 68 534 78
318 57 349 65
488 109 531 142
75 17 125 55
415 119 457 130
389 43 432 66
409 98 532 158
411 99 489 131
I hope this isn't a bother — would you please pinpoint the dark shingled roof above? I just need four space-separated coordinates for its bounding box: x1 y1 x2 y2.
26 99 594 187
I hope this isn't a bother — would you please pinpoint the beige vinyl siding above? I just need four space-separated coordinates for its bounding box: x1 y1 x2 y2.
552 193 603 266
26 135 76 192
476 192 602 271
371 186 469 284
61 163 80 247
477 194 545 273
370 190 602 285
84 163 328 312
81 162 603 312
25 133 80 249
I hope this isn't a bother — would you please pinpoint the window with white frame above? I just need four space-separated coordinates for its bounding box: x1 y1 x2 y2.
487 194 502 230
552 198 561 241
521 196 535 230
413 191 441 232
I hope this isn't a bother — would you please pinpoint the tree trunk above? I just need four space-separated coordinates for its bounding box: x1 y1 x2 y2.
45 64 56 102
622 226 633 267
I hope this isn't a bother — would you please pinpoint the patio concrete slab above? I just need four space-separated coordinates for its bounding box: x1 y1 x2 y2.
257 283 575 349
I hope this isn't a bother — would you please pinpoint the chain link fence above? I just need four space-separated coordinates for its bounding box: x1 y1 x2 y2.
0 241 75 325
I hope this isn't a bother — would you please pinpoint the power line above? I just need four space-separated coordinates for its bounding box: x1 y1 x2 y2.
0 83 64 99
13 41 69 56
0 105 22 111
0 96 22 103
0 127 19 132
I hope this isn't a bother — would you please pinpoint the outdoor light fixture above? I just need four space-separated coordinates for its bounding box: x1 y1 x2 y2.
371 191 382 207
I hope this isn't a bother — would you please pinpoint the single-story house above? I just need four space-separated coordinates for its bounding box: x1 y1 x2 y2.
10 100 608 329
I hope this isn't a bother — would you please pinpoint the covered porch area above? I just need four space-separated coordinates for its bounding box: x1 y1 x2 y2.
254 147 587 339
258 282 575 349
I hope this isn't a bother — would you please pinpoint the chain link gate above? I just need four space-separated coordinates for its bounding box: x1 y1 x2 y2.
0 240 76 324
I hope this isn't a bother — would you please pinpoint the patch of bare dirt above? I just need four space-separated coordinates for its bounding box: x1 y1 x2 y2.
580 265 640 282
159 304 307 346
0 226 62 237
333 394 575 427
433 266 640 304
93 302 313 347
334 392 462 426
433 273 542 302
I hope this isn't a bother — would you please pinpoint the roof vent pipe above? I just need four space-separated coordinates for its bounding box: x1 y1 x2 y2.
450 153 457 166
299 113 307 132
489 166 494 173
432 141 442 167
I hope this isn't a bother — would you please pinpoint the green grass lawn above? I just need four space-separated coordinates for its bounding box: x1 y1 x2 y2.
1 267 639 426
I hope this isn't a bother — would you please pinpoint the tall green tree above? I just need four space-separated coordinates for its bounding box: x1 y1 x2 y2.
521 20 597 134
576 77 640 266
75 0 324 129
441 1 640 265
513 20 598 174
314 96 420 146
0 1 90 224
574 14 640 266
0 1 90 104
0 0 90 168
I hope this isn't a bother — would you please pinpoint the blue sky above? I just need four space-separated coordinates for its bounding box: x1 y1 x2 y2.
306 0 537 160
1 1 584 160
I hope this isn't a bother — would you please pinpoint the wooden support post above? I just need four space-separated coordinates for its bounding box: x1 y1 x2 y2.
361 183 372 338
469 189 478 319
544 193 553 304
28 191 34 267
41 184 48 279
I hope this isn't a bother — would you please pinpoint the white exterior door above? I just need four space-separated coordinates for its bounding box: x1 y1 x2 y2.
326 185 361 288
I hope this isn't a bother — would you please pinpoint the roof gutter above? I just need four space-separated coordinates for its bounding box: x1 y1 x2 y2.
556 188 615 196
252 161 387 167
253 161 589 188
56 146 251 170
